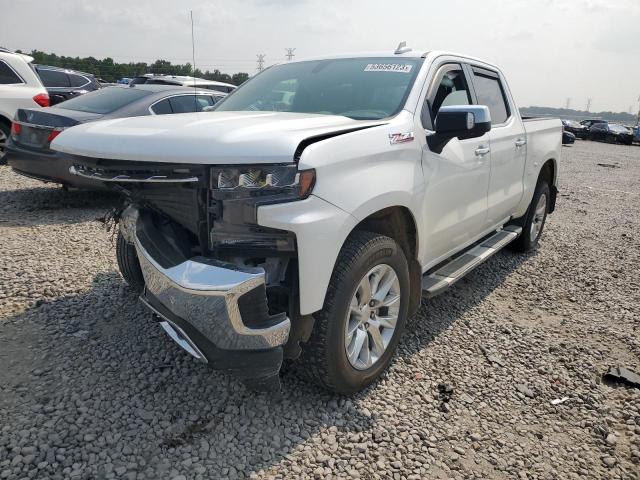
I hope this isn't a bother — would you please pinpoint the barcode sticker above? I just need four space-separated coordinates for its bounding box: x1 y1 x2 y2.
364 64 413 73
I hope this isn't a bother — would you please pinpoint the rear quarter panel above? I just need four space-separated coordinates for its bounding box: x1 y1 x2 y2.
515 118 562 217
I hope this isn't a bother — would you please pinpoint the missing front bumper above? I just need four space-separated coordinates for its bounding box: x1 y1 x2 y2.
122 206 291 385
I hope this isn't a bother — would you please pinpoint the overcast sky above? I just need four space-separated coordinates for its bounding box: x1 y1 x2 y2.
1 0 639 112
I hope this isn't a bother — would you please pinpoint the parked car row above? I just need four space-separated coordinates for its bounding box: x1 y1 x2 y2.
0 48 237 164
7 84 226 187
561 118 637 146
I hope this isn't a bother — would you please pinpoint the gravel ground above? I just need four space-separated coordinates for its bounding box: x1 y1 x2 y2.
0 140 639 480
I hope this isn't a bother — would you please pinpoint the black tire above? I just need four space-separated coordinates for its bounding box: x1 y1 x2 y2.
116 231 145 292
0 122 9 164
509 178 550 253
297 231 410 394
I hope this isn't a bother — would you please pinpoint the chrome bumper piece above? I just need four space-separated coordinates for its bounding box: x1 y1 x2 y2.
121 208 291 353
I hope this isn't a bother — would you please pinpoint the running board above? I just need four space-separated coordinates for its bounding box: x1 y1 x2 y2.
422 226 522 298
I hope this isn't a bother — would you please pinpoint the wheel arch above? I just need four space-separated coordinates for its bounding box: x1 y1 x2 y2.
540 158 557 213
349 205 422 316
0 114 11 130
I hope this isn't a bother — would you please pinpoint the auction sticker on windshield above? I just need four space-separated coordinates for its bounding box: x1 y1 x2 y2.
364 64 413 73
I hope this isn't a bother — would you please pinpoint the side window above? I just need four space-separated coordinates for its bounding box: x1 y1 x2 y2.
151 99 172 115
196 95 215 109
471 70 510 124
38 69 70 88
68 74 88 88
422 64 471 128
0 61 23 84
168 95 211 113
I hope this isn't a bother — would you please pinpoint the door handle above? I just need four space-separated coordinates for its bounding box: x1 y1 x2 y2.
474 146 490 157
515 138 527 147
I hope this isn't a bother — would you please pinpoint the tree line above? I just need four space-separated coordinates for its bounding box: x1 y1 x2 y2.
16 50 250 85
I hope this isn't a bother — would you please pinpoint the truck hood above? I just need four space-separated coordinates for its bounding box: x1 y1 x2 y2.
51 111 385 164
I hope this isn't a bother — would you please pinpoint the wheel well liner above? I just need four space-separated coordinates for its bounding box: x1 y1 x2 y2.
541 159 557 213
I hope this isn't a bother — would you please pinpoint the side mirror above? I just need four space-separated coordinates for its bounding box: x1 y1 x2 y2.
427 105 492 153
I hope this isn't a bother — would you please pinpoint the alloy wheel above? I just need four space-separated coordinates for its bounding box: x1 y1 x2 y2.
345 263 401 370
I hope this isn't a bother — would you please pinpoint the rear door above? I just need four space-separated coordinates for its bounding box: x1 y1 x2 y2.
418 62 492 264
469 66 526 225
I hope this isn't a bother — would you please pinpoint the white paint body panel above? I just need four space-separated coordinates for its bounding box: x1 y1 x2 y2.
258 196 358 314
49 49 562 315
0 51 47 122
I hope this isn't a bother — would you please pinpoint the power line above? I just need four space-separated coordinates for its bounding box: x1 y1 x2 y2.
256 54 266 72
285 48 296 61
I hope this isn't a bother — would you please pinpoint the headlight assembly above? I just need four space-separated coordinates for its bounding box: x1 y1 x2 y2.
210 165 315 199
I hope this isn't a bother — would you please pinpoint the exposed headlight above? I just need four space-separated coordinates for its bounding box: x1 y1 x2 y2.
210 165 315 199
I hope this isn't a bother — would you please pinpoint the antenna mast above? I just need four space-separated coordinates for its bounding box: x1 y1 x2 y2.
190 10 197 108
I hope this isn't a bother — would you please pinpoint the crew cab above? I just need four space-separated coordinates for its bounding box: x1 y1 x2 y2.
50 46 561 393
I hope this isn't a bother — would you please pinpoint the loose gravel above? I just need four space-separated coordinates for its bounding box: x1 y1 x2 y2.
1 140 639 480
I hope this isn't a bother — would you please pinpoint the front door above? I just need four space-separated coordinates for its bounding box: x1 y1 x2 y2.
418 63 492 266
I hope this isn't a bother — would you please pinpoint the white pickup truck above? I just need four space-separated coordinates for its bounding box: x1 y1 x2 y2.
51 46 561 393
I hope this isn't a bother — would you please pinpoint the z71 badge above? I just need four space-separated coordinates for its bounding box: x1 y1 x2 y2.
364 64 413 73
389 132 415 144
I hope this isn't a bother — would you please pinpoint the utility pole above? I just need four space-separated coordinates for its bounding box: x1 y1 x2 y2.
637 95 640 126
586 98 592 113
285 48 296 61
256 54 266 72
564 97 571 109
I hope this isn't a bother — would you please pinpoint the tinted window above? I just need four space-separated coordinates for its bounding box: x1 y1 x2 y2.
129 77 149 86
472 71 509 124
151 99 172 115
216 57 422 120
591 123 606 131
68 73 89 87
0 61 22 84
428 66 471 120
38 68 70 87
168 95 215 113
56 87 152 114
196 84 233 93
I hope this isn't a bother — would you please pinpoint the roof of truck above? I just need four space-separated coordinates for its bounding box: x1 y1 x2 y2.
281 48 499 70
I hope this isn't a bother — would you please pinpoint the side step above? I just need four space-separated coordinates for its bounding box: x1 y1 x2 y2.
422 226 521 298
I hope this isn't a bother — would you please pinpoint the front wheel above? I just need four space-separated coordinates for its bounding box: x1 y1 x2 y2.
509 179 550 252
116 231 145 293
298 231 410 394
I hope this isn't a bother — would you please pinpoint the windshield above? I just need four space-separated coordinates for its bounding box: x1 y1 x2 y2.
57 87 152 114
609 124 629 133
215 57 422 120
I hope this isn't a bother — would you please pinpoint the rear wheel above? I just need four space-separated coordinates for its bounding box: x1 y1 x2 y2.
0 122 9 164
116 231 145 293
298 231 410 394
510 179 550 252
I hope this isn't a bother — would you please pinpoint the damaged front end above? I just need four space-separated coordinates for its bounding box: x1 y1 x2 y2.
71 157 314 390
